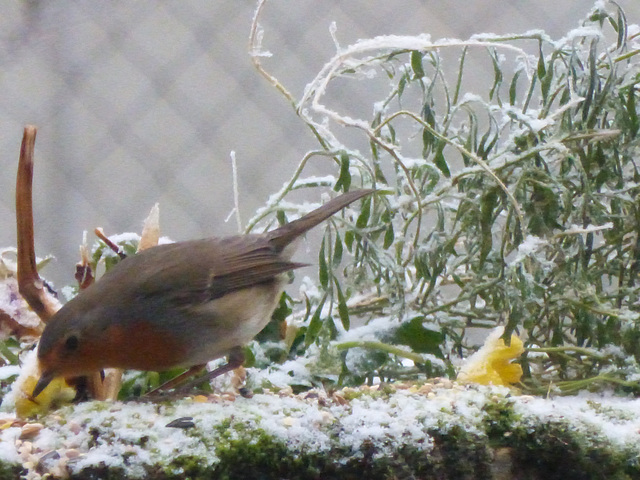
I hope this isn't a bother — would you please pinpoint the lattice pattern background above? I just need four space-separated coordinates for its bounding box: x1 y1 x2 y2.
1 1 638 287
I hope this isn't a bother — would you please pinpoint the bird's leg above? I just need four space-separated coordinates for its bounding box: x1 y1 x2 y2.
175 346 245 394
146 364 206 396
146 346 246 396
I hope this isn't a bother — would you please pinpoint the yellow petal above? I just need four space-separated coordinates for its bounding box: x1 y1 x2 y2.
457 328 524 386
15 375 75 419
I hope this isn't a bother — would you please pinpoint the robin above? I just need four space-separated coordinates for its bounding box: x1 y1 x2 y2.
33 189 374 397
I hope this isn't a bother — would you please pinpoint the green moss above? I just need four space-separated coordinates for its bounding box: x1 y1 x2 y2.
478 395 639 478
0 465 24 480
204 426 494 480
67 466 128 480
482 396 522 440
508 423 638 480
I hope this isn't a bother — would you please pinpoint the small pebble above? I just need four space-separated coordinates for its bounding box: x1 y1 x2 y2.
437 378 453 389
315 411 335 426
418 384 433 395
221 392 236 402
282 417 296 427
65 449 81 459
332 393 348 406
20 423 43 440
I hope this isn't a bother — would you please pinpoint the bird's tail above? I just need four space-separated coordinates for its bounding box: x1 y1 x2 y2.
268 189 374 251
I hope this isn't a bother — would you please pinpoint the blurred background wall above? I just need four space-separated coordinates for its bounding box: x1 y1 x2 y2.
0 1 638 288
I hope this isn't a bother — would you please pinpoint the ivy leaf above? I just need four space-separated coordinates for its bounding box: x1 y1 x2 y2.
394 317 444 358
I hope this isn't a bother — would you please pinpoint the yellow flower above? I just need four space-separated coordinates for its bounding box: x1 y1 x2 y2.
457 327 524 386
6 350 76 419
15 375 76 419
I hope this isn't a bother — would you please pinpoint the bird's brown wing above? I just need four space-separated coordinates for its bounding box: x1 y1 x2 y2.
123 236 305 306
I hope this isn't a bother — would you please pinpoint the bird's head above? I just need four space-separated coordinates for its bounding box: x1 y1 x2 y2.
33 306 107 398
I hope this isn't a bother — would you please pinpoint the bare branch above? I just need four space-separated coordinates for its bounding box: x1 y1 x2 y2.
15 126 59 322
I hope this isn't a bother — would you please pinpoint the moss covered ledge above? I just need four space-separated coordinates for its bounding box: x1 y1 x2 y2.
1 382 640 479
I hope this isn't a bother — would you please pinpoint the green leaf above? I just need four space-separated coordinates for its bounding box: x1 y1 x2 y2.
356 196 371 229
333 231 343 267
509 69 521 106
489 48 503 103
243 346 256 368
383 223 395 249
421 103 437 155
411 50 425 78
318 237 329 289
480 188 499 266
616 8 626 50
394 317 444 358
334 277 350 330
433 142 450 177
537 41 546 79
345 230 355 252
397 73 407 98
334 153 351 192
305 294 327 347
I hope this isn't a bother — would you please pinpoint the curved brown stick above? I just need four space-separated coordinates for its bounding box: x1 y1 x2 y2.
16 126 59 322
16 126 107 401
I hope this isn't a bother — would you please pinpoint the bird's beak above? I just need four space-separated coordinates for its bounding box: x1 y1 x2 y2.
32 370 55 398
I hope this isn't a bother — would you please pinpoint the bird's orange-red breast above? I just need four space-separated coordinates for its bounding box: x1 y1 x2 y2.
33 189 374 396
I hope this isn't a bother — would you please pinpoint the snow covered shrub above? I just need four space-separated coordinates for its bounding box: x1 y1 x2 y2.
248 1 640 394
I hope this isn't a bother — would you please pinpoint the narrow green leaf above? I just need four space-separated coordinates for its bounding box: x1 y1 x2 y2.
537 41 546 79
616 9 626 50
433 142 450 177
489 48 503 103
453 46 467 105
356 196 371 229
398 73 407 98
333 231 343 267
334 153 351 192
626 87 639 136
305 294 327 347
318 237 329 289
480 189 498 266
345 230 355 252
421 103 437 156
411 50 425 78
334 277 350 331
540 53 554 102
0 341 19 365
509 69 521 106
383 223 394 249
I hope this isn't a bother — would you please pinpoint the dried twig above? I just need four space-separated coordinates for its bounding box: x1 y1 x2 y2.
74 234 94 290
94 228 126 259
15 126 59 322
15 126 108 401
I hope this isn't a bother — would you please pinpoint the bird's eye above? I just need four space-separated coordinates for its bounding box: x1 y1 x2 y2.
64 335 79 352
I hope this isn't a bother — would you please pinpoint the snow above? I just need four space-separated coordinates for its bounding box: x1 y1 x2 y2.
512 392 640 448
0 365 20 381
2 369 640 478
0 277 48 332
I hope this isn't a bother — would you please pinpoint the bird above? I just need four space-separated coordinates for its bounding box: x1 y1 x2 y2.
32 189 374 398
